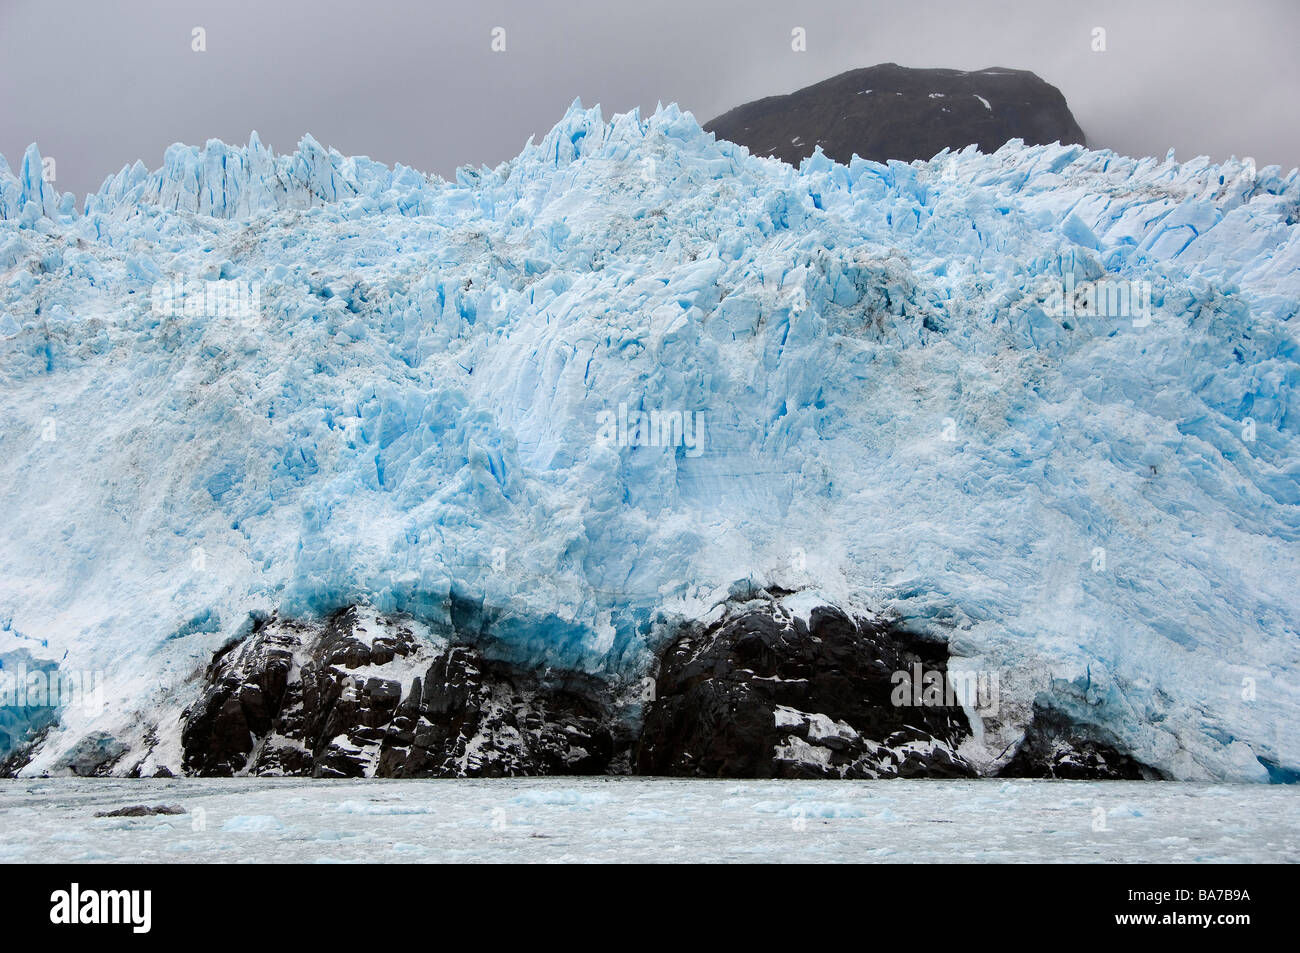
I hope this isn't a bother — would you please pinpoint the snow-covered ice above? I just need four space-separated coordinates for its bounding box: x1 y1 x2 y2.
0 777 1294 863
1 101 1298 781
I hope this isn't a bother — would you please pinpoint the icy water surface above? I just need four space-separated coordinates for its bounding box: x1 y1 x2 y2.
1 777 1295 863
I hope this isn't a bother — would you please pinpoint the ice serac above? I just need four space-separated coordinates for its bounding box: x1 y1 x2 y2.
0 102 1298 781
0 145 72 224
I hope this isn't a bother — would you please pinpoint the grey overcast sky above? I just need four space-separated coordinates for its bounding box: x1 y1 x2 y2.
3 0 1298 201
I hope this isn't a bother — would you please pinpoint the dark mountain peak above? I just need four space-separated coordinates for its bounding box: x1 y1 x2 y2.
705 63 1086 166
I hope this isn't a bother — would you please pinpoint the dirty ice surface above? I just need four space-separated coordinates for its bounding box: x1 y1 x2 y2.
1 777 1294 863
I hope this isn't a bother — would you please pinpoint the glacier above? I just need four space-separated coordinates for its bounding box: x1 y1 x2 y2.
0 101 1298 781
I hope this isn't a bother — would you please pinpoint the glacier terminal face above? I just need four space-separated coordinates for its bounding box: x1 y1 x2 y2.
0 103 1297 781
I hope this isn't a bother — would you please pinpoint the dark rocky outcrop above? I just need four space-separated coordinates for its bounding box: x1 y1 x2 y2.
637 598 976 778
1000 705 1161 780
175 598 1164 782
369 644 626 779
180 607 631 778
93 804 185 818
705 63 1086 166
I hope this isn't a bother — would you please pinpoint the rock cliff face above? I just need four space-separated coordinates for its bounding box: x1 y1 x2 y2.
180 607 632 778
636 600 975 778
1001 707 1163 780
705 63 1086 165
173 597 1155 781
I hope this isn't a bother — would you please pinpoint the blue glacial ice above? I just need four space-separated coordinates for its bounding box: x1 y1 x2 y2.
0 101 1298 780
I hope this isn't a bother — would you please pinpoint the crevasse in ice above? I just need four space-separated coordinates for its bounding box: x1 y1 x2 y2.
1 101 1297 780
